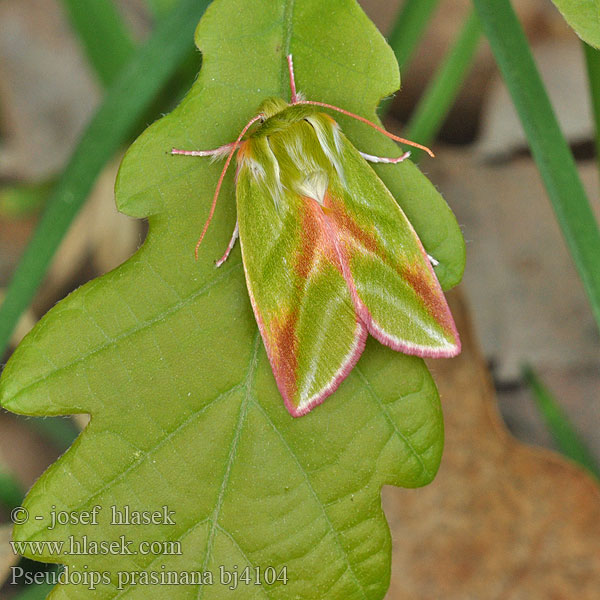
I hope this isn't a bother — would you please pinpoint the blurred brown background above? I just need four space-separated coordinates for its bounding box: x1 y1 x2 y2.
0 0 598 598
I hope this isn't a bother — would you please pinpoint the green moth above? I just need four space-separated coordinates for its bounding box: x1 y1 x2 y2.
172 55 460 417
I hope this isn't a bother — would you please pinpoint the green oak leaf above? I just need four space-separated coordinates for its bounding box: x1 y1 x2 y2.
0 0 464 598
549 0 600 48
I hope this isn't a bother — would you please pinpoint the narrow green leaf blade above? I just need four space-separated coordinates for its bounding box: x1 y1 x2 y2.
146 0 179 18
406 10 481 161
583 42 600 172
523 366 600 478
0 0 210 357
380 0 440 115
15 582 56 600
387 0 440 71
25 416 79 451
473 0 600 332
549 0 600 49
13 570 61 600
0 469 23 510
60 0 136 87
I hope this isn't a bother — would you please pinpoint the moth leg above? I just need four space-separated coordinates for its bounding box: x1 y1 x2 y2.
215 221 239 268
171 142 235 159
427 253 439 266
360 150 411 164
287 54 299 104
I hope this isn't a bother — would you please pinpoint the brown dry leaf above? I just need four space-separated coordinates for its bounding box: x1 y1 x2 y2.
87 157 141 275
0 290 36 348
0 0 149 181
384 289 600 599
0 0 100 180
0 413 63 491
0 524 18 588
72 414 90 430
39 155 140 307
0 212 37 289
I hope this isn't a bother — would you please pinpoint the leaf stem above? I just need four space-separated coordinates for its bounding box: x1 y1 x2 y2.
405 10 481 161
0 0 211 356
473 0 600 333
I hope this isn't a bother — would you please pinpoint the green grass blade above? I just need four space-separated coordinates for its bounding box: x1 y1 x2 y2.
473 0 600 333
15 580 57 600
523 366 600 478
387 0 440 69
0 469 24 509
25 417 79 451
405 10 481 161
0 0 210 357
583 42 600 174
60 0 136 87
146 0 179 17
380 0 440 115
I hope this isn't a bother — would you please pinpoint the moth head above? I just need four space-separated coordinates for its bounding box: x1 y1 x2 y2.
256 97 289 119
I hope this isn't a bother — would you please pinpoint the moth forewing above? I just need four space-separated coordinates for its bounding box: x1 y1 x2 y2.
325 135 461 358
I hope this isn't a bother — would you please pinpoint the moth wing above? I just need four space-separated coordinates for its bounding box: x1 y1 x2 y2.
324 133 460 357
236 150 366 417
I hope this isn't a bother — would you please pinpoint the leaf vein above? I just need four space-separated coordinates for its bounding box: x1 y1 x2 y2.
354 367 432 480
8 263 242 405
23 384 242 542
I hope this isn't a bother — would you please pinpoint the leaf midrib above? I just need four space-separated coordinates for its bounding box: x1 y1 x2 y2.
197 332 261 599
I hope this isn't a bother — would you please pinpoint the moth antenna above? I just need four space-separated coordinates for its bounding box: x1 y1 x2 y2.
194 113 264 260
287 54 299 104
296 100 435 157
